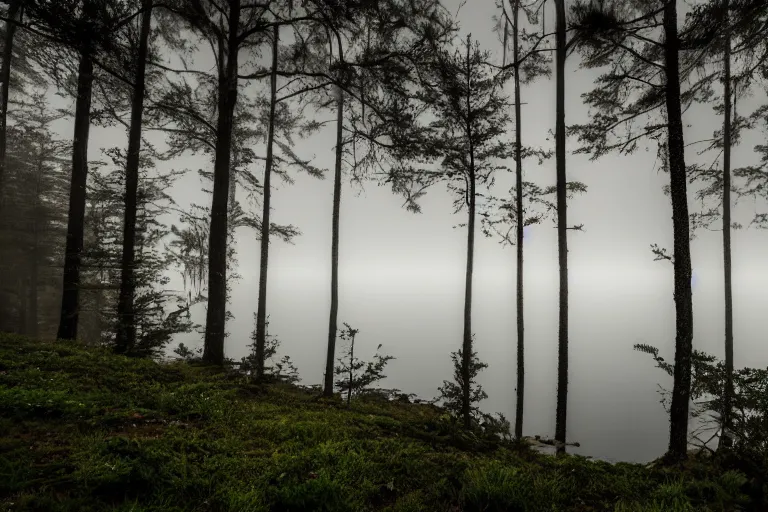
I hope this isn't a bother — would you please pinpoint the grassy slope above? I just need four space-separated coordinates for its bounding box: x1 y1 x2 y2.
0 335 755 512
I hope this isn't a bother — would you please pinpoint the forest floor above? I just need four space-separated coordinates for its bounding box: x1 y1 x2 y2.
0 334 761 512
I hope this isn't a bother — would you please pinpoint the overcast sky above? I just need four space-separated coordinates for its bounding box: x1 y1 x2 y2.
44 0 768 463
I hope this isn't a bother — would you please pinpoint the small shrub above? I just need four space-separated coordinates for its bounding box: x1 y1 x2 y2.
334 323 395 406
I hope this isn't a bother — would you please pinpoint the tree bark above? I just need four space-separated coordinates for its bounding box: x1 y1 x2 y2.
0 0 21 206
720 0 734 451
554 0 569 456
28 256 38 339
461 34 476 430
347 331 354 407
28 170 39 339
323 86 344 397
512 0 525 442
17 274 26 334
57 50 94 341
115 0 153 355
203 1 240 366
255 24 279 379
664 0 695 461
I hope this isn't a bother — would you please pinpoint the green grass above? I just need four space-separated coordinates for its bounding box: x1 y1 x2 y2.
0 334 758 511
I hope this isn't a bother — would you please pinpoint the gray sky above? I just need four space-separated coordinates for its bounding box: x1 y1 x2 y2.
46 0 768 463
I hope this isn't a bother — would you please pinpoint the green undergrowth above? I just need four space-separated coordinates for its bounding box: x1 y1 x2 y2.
0 335 761 511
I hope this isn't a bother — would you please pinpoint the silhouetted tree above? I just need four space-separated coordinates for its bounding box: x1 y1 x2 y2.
438 344 488 428
553 0 570 456
0 92 69 336
391 34 512 428
334 323 394 407
254 24 279 379
24 0 135 341
114 0 153 355
0 0 22 202
570 0 697 461
682 0 768 450
82 146 195 356
492 0 552 441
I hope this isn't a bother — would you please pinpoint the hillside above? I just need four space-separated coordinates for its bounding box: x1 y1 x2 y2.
0 335 759 511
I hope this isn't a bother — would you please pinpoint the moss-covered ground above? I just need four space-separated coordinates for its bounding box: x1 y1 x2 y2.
0 335 760 511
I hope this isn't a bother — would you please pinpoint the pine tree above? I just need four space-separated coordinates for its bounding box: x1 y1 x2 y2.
493 0 552 441
0 0 22 201
390 34 512 428
0 92 69 337
78 145 196 355
115 0 154 354
553 0 570 456
570 0 696 461
682 0 768 450
333 323 394 407
24 0 136 341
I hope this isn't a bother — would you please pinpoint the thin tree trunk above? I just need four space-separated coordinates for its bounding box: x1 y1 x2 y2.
255 24 279 379
512 0 525 442
554 0 569 455
323 86 344 397
719 0 734 451
663 0 695 462
57 50 94 341
29 181 39 339
462 34 476 430
203 2 240 366
17 274 26 335
0 0 21 205
115 0 152 355
28 257 38 339
347 331 354 407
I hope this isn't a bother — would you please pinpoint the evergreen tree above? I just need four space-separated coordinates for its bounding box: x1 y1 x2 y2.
81 146 196 356
333 323 394 407
682 0 768 449
0 0 22 200
24 0 136 341
115 0 154 354
0 92 69 337
390 34 512 429
553 0 569 456
438 344 488 428
570 0 697 461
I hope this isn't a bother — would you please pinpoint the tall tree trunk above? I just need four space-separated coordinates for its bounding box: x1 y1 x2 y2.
720 0 734 451
461 34 476 430
461 165 477 430
28 258 38 339
512 0 525 441
0 0 21 206
202 2 240 366
347 331 354 407
28 194 39 338
663 0 695 461
255 24 279 379
57 50 94 341
17 275 26 334
554 0 569 455
323 86 344 397
115 0 152 355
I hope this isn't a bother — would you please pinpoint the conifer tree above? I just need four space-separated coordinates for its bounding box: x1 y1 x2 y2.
390 34 512 428
24 0 135 341
115 0 154 354
0 0 22 201
682 0 768 449
0 92 69 336
570 0 697 460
